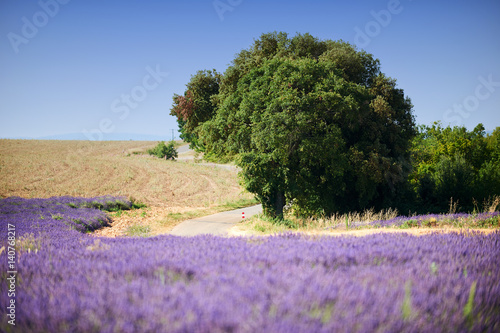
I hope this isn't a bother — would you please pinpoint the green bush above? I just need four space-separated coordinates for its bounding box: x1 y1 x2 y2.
433 154 474 208
409 123 500 212
148 141 178 160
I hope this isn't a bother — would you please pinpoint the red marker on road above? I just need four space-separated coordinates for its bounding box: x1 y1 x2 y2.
242 212 245 219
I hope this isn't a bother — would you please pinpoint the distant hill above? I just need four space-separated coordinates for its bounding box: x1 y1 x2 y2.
34 132 177 141
3 129 494 141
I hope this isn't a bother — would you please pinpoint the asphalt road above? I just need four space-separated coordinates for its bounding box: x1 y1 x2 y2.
170 204 262 236
176 144 191 154
172 144 260 236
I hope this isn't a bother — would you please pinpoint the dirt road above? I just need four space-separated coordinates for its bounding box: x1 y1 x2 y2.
170 204 262 236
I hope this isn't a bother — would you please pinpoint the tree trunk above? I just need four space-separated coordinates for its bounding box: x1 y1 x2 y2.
274 190 285 220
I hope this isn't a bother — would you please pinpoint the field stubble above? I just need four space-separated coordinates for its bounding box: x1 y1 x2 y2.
0 140 254 235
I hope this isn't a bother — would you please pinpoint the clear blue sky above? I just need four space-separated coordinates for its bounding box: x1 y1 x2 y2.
1 0 499 140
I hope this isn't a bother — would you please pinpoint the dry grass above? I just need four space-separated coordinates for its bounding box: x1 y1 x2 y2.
312 208 400 230
484 196 500 213
227 223 498 237
0 140 256 235
0 139 251 207
233 203 499 236
237 208 400 235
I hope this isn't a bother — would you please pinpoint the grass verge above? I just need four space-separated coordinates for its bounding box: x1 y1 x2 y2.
125 225 152 237
238 208 500 235
102 197 259 237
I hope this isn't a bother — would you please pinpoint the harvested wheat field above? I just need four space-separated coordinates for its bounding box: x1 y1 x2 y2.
0 140 254 235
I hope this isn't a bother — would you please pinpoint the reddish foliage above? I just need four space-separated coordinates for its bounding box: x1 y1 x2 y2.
172 90 194 121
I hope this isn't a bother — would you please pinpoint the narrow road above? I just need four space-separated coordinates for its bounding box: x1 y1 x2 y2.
170 204 262 236
172 144 260 236
176 143 191 154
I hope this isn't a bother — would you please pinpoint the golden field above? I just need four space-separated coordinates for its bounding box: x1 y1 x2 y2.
0 140 255 236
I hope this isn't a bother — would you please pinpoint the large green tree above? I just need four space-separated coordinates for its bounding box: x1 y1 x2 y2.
172 32 416 218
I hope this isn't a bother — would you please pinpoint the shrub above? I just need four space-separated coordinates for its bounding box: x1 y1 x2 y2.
410 124 500 213
148 141 178 160
433 154 474 208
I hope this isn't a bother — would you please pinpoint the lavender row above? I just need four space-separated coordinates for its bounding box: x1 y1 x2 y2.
0 196 131 236
1 197 499 332
367 212 500 228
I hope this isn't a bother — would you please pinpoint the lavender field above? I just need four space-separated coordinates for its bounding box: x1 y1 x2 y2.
1 197 499 332
366 212 500 229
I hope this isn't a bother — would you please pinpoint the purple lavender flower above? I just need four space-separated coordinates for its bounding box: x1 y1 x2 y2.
0 197 499 332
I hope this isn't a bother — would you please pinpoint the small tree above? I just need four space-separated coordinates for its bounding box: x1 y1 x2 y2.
148 141 178 160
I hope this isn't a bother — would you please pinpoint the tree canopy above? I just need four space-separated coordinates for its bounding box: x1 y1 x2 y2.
409 123 500 212
170 69 221 151
171 32 416 218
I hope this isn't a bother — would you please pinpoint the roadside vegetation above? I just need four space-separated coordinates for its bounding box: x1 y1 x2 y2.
237 197 500 235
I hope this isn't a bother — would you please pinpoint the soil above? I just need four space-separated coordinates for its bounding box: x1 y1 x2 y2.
92 206 190 238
